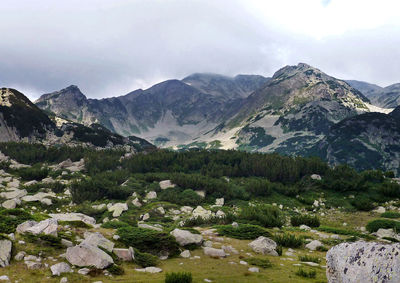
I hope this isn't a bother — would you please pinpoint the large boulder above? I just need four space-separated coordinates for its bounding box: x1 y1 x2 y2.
2 199 19 209
0 189 27 199
170 229 203 246
82 232 114 252
49 213 96 225
16 220 38 234
192 206 213 220
113 247 134 261
0 240 12 267
305 240 323 251
159 180 175 190
326 241 400 283
248 236 278 256
50 262 71 276
25 219 58 236
66 244 113 269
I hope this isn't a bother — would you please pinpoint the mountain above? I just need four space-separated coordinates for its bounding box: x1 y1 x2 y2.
347 80 400 108
224 63 372 153
1 87 154 151
35 74 268 146
315 106 400 175
0 88 56 142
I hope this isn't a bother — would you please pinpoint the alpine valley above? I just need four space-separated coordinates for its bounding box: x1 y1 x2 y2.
30 63 400 175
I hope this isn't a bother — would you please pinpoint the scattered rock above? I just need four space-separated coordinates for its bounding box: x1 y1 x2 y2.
299 224 311 231
113 247 134 261
248 236 278 256
14 251 26 261
180 206 193 214
374 206 386 214
138 223 163 231
376 228 396 239
192 206 213 220
305 240 323 251
24 219 58 236
82 232 114 252
66 243 114 269
61 239 73 248
222 245 238 255
50 262 71 276
215 198 224 206
141 213 150 221
170 229 203 246
311 174 322 180
195 190 206 198
0 275 9 281
131 198 142 207
0 240 12 267
248 267 259 273
145 191 157 200
135 267 162 273
2 199 18 209
203 241 213 248
108 203 128 217
216 210 225 218
60 277 68 283
0 189 27 199
180 250 191 258
231 222 238 228
25 261 43 269
78 268 90 275
326 241 400 283
203 247 226 258
159 180 175 190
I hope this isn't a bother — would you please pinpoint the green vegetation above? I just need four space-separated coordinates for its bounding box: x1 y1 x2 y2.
133 249 160 267
0 208 34 233
291 214 320 228
245 258 272 268
274 233 303 248
165 272 193 283
214 224 271 240
366 219 400 233
381 211 400 219
239 205 284 228
298 255 320 263
295 268 317 278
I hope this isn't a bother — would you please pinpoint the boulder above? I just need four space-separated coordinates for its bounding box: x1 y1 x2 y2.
0 240 12 267
248 236 278 256
2 199 18 209
25 219 58 236
21 192 56 203
222 245 238 255
310 174 322 180
131 198 142 207
203 247 226 258
14 251 26 261
195 190 206 198
305 240 323 251
299 224 311 231
113 247 134 261
215 198 224 206
180 250 191 258
326 241 400 283
145 191 157 200
108 203 128 217
135 266 162 273
49 213 96 225
192 206 213 220
0 189 27 199
66 243 114 269
25 261 43 269
82 232 114 252
138 223 163 231
170 229 203 246
216 210 226 218
248 267 259 273
0 275 9 281
159 180 175 190
180 206 193 214
50 262 71 276
376 228 396 239
374 206 386 214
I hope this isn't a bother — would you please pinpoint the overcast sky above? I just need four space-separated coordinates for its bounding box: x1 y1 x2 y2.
1 0 400 100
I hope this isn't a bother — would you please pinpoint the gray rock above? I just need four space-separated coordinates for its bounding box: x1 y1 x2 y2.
135 266 162 273
222 245 238 255
376 228 396 239
16 220 38 234
159 180 175 190
231 222 238 228
248 236 278 256
138 223 163 231
305 240 323 251
311 174 322 180
14 251 26 261
66 243 113 269
60 277 68 283
170 229 203 246
25 261 43 269
113 247 134 261
146 191 157 200
108 203 128 217
0 189 27 199
180 250 191 258
0 275 9 281
299 224 311 231
248 267 259 273
50 262 71 276
203 241 213 248
25 218 58 236
203 247 226 258
61 239 74 248
82 232 114 252
326 241 400 283
78 268 90 275
0 240 12 267
2 199 18 209
131 198 142 207
49 213 96 225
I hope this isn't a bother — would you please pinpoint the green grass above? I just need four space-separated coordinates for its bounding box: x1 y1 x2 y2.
295 268 317 278
245 258 272 268
298 255 321 263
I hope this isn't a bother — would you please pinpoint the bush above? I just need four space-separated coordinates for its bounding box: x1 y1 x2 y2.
107 264 124 275
381 211 400 219
23 233 63 248
165 272 193 283
299 255 320 263
276 245 282 256
158 188 203 206
351 196 375 211
366 219 400 233
101 221 130 229
274 233 303 248
50 182 66 194
16 164 49 181
0 208 34 233
245 258 272 268
317 226 374 240
134 249 160 267
379 181 400 197
214 224 271 240
239 205 284 228
295 268 316 278
76 202 107 222
117 227 179 256
291 214 320 227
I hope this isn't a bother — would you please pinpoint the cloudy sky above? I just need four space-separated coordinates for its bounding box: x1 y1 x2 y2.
1 0 400 100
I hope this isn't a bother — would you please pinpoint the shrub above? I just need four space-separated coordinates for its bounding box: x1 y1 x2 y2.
59 220 91 228
295 268 316 278
23 233 63 248
101 221 130 229
239 205 284 228
276 245 282 256
351 196 375 211
379 181 400 197
117 226 179 256
16 164 49 181
0 208 34 233
244 178 272 197
214 224 271 240
134 249 159 267
366 219 400 233
274 233 303 248
182 214 235 227
165 272 193 283
299 255 320 263
50 182 66 194
107 264 124 275
381 211 400 219
291 214 320 227
76 202 107 222
245 258 272 268
158 188 203 206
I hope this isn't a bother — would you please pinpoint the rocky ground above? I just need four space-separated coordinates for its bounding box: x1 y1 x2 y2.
1 152 400 283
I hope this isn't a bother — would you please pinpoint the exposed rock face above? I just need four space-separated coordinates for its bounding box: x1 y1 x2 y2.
170 229 203 246
248 236 278 256
0 240 12 267
66 243 114 269
326 241 400 283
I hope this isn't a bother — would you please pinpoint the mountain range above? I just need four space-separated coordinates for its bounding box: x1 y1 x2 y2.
1 63 400 174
